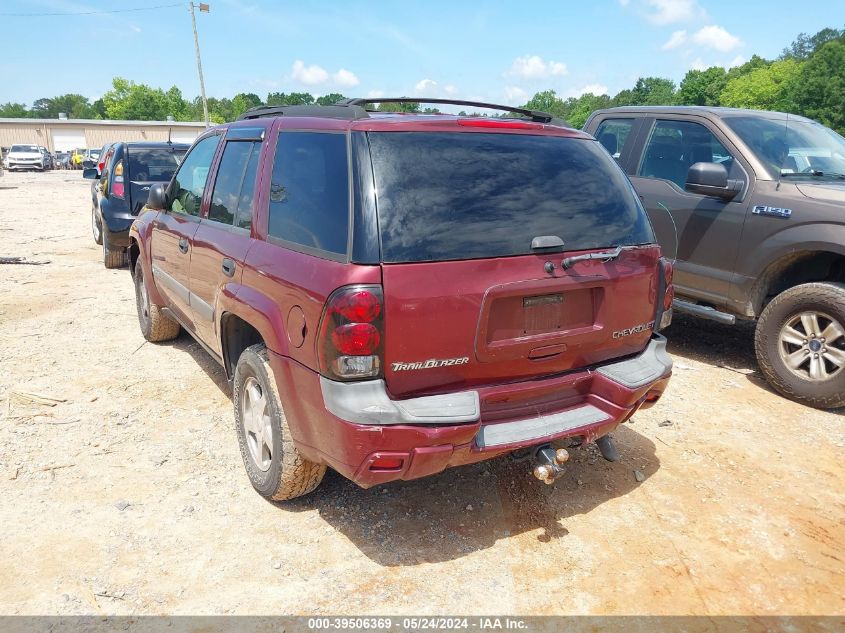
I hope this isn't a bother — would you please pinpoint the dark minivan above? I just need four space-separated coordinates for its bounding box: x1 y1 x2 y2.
86 141 188 268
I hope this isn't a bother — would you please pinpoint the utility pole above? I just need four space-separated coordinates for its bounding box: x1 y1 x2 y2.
189 2 210 127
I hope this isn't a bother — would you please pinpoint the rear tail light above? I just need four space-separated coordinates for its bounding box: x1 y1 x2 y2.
112 160 125 199
318 285 384 381
657 258 674 330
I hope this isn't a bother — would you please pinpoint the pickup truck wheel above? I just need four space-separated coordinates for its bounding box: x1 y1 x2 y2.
133 262 180 342
755 282 845 409
234 344 326 501
92 207 102 245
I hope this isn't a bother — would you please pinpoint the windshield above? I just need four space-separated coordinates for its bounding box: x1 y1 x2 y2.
368 131 655 263
127 148 186 182
11 145 38 153
724 116 845 179
89 150 101 158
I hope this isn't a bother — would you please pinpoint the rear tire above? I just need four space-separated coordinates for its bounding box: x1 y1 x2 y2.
102 229 125 269
133 261 180 342
755 282 845 409
234 344 326 501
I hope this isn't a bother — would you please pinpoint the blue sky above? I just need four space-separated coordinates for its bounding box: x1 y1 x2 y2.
1 0 843 109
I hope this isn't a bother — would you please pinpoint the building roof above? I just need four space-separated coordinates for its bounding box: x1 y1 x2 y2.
0 118 207 127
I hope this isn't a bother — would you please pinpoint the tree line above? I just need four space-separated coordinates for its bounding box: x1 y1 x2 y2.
2 26 842 133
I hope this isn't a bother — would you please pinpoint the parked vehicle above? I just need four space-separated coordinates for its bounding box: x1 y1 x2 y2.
128 98 674 501
85 141 188 268
85 143 114 221
585 106 845 408
6 144 48 171
54 151 71 169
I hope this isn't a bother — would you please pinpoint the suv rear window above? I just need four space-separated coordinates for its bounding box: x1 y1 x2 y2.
367 132 654 263
127 148 186 182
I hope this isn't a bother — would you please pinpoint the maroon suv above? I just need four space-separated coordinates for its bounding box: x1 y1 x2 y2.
128 98 674 501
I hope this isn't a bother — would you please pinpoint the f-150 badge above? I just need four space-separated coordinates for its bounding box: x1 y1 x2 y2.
753 205 792 218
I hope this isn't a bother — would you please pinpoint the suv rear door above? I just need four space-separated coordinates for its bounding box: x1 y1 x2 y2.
189 127 265 353
364 128 662 398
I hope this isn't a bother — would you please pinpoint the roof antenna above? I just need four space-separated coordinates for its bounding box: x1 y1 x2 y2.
167 127 172 145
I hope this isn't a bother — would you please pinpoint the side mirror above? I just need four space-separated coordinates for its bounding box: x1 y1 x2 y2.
146 183 167 211
685 162 741 201
82 168 98 179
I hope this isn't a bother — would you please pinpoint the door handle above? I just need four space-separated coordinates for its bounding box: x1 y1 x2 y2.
222 258 235 277
178 238 189 254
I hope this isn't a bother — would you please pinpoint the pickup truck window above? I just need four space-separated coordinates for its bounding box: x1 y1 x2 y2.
639 120 734 189
208 140 260 229
723 116 845 179
168 134 220 217
267 132 349 255
594 119 634 160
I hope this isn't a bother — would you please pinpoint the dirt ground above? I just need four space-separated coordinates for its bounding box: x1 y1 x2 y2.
0 170 842 617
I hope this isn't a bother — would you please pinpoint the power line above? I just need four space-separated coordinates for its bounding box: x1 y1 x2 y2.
0 2 184 17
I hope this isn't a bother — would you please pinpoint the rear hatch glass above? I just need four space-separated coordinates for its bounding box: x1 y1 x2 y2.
127 147 187 214
368 131 654 263
367 131 660 399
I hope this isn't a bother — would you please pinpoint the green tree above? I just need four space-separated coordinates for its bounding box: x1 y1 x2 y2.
30 94 97 119
677 66 728 106
720 58 803 111
566 92 612 129
792 39 845 133
232 92 263 117
266 92 315 106
630 77 676 105
102 77 170 120
164 86 189 121
316 93 346 106
0 102 30 117
781 26 844 60
375 100 420 113
522 90 568 118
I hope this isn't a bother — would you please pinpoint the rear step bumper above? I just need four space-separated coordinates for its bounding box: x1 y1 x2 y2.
271 335 672 488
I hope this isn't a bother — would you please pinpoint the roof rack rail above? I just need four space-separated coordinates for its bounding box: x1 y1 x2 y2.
237 104 369 121
336 97 567 126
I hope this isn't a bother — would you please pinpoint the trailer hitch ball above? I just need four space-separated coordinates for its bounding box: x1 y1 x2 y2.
532 446 570 484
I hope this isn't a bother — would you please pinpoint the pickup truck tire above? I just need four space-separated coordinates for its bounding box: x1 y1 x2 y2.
133 262 181 342
755 282 845 409
92 206 102 245
233 344 326 501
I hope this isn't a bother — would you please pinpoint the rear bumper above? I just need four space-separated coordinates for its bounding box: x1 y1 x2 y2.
272 335 672 488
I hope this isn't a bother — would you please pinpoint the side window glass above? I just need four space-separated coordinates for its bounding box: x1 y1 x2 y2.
168 134 221 216
639 120 736 189
235 146 260 230
208 141 256 226
594 118 634 160
267 132 349 255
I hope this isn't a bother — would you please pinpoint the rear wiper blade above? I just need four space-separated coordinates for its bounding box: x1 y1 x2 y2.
562 246 623 269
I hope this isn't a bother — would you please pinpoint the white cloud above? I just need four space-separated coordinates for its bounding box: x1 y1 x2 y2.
726 55 746 68
506 55 568 80
130 24 141 33
690 57 708 71
444 85 458 96
414 78 438 94
618 0 630 5
691 25 742 52
645 0 706 25
291 60 329 86
563 84 610 99
333 68 359 87
505 86 528 102
662 30 687 50
366 89 384 98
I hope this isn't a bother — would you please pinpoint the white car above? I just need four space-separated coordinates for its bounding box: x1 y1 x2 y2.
6 144 47 171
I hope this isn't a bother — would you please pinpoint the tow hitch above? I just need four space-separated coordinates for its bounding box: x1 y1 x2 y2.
532 446 570 485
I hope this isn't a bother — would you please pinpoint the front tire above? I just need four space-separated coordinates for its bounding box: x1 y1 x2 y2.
92 207 103 245
234 344 326 501
133 261 180 342
755 282 845 409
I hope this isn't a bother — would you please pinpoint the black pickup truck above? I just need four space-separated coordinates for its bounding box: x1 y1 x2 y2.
584 106 845 409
